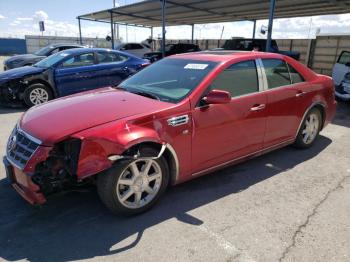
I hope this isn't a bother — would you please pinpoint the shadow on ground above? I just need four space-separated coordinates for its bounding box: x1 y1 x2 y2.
0 105 25 114
0 135 332 262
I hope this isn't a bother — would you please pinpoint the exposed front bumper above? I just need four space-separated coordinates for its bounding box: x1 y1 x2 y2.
3 156 46 205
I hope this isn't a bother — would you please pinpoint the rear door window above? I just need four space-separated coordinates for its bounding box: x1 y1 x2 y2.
337 51 350 66
262 59 291 89
209 60 259 97
97 52 128 64
61 53 95 68
287 63 304 84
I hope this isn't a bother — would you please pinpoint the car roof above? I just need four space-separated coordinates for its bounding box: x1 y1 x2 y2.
60 47 119 55
50 43 84 48
172 50 286 62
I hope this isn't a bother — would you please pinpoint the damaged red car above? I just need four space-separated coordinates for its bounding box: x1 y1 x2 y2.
3 51 336 215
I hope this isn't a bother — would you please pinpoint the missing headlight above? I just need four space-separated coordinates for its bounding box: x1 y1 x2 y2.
32 139 82 195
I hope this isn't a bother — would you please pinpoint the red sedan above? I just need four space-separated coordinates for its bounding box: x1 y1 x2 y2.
3 51 336 215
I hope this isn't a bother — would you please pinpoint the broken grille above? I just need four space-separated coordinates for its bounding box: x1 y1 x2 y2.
6 126 41 170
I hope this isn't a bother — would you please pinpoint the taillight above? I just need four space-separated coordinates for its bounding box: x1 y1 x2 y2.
141 62 150 68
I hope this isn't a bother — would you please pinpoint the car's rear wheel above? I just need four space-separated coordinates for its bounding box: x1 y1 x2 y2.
294 108 322 148
97 147 169 215
24 83 53 107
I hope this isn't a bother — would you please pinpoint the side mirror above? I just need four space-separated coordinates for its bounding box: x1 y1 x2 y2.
204 90 231 104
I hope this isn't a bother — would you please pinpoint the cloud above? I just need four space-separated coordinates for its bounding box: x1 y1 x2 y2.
17 17 33 21
2 11 350 41
32 10 49 22
0 15 5 20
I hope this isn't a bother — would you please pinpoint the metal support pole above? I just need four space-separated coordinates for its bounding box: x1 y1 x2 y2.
78 18 82 44
161 0 166 58
150 27 154 50
191 24 194 43
252 20 256 39
110 11 115 49
266 0 276 52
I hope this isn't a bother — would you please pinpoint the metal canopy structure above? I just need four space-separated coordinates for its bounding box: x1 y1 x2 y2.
77 0 350 52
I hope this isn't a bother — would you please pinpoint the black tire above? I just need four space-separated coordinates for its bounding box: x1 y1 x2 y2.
23 83 53 107
97 147 169 216
294 108 322 149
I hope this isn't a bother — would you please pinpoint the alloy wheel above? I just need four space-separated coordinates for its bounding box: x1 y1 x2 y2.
29 87 49 105
116 159 162 209
302 113 320 144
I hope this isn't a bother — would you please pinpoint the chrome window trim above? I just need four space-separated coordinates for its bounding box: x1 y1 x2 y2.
256 58 268 91
259 58 293 90
196 59 262 108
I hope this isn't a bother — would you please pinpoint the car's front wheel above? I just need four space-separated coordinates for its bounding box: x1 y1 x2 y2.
294 108 322 148
97 147 169 215
24 83 53 107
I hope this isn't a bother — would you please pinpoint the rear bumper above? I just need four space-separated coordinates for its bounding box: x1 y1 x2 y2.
3 156 46 205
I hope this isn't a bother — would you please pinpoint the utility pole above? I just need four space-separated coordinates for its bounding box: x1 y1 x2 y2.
161 0 166 58
266 0 276 52
113 0 119 42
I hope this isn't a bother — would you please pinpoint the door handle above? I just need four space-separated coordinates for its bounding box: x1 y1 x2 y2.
250 104 266 111
296 91 307 97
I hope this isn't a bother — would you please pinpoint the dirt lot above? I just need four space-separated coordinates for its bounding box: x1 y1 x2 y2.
0 102 349 262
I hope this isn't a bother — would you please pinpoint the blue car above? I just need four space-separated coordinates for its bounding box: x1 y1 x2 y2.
0 48 150 107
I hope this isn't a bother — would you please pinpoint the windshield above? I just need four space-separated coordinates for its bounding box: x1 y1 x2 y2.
34 52 69 68
119 58 218 103
33 45 54 56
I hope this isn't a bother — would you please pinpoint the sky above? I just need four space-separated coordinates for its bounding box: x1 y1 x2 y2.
1 0 350 42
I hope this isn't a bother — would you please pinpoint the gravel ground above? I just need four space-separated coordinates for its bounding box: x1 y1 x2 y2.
0 101 349 262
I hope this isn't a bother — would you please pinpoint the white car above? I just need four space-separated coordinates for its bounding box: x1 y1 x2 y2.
115 43 151 58
332 50 350 101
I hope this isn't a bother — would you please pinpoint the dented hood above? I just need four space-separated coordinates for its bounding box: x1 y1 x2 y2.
20 87 171 145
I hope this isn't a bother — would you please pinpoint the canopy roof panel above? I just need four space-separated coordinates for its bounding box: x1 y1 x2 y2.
78 0 350 27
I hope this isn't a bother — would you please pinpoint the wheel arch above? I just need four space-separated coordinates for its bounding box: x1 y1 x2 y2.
27 80 56 98
121 141 179 186
296 101 326 137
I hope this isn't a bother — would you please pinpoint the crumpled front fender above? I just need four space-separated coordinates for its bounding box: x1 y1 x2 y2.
72 121 164 179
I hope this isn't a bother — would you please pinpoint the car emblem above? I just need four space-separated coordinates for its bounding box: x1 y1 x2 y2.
7 134 17 151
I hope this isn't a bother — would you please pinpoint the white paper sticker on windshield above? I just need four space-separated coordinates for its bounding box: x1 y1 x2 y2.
184 63 208 70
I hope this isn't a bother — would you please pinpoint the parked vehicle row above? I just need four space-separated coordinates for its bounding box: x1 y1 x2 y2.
115 42 151 58
0 48 149 107
4 44 85 70
216 38 301 60
3 51 336 215
143 43 201 62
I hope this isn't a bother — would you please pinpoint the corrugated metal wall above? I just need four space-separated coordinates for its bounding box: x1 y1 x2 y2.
308 35 350 76
154 37 350 76
25 35 119 53
0 38 27 55
2 35 350 76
